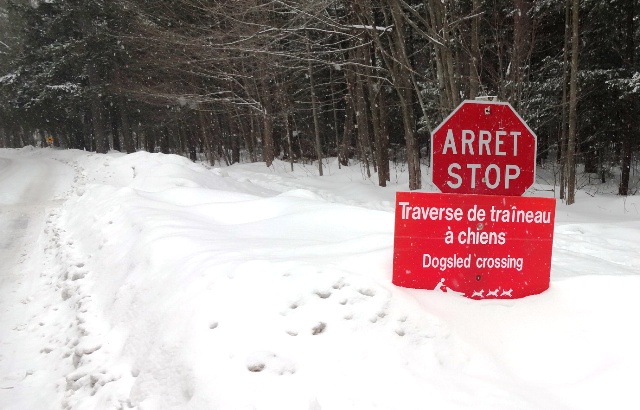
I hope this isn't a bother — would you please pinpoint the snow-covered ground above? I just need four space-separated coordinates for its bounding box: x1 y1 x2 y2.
1 147 639 410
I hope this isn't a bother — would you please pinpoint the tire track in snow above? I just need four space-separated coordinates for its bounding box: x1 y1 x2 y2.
0 153 76 408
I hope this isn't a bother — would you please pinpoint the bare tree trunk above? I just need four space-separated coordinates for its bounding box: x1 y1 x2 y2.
353 45 374 178
370 82 390 186
390 0 421 190
427 1 450 113
159 126 170 154
186 122 198 161
559 0 571 200
427 0 459 112
198 110 214 165
240 109 259 163
284 111 294 172
307 39 324 176
212 114 230 166
119 95 135 154
339 85 355 167
249 111 260 163
619 0 636 196
229 113 241 164
88 61 108 154
240 76 259 163
330 67 342 168
510 0 533 109
368 80 383 184
261 76 275 167
346 60 370 178
274 81 294 171
379 87 391 183
469 0 482 99
566 0 579 205
350 0 419 188
364 38 390 186
355 75 372 178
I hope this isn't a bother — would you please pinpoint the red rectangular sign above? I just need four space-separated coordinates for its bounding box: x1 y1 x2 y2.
393 192 555 299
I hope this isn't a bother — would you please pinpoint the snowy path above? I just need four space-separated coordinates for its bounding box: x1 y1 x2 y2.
0 152 77 408
0 151 137 409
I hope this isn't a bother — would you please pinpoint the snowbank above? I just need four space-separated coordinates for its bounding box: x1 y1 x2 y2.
1 148 639 409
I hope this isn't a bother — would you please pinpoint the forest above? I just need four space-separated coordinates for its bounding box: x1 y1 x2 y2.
0 0 638 201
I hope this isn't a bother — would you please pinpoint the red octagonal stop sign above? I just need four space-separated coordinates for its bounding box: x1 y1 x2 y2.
431 100 537 196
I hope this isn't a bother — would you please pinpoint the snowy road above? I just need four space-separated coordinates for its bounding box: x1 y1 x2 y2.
0 155 70 266
0 152 74 408
0 154 72 299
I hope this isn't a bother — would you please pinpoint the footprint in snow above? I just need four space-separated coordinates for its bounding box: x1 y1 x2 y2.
245 351 296 375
